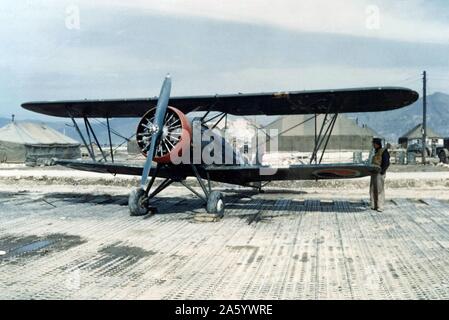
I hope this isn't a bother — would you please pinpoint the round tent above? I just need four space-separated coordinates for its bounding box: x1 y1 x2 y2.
0 122 81 164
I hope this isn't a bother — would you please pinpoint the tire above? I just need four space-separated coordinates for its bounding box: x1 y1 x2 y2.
128 188 149 216
206 191 225 216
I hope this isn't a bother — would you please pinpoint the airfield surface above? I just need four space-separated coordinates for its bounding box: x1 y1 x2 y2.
1 166 449 299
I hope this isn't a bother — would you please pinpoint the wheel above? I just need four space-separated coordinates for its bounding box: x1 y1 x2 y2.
128 188 149 216
206 191 225 216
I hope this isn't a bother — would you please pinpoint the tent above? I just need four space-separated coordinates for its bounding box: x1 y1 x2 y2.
0 122 81 164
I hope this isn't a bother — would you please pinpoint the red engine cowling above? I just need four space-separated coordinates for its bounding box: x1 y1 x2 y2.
136 106 192 163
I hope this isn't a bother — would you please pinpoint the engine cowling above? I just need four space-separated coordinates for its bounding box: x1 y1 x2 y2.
136 106 192 163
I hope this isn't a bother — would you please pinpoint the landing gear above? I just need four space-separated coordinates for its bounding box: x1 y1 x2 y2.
129 168 226 218
190 165 225 216
207 191 225 215
128 188 149 216
128 176 174 216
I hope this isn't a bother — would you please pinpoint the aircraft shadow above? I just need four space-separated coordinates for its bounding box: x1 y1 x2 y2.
34 191 368 215
225 199 367 214
221 189 308 196
45 192 129 206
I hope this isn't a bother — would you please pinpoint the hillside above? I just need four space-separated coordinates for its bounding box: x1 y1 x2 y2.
0 117 10 128
351 92 449 142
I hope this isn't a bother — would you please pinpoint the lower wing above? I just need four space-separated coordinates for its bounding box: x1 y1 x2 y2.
55 160 379 186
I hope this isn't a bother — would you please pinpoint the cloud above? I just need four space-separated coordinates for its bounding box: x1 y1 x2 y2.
1 0 449 119
89 0 449 43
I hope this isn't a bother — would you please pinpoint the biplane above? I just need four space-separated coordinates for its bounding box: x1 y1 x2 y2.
22 75 418 216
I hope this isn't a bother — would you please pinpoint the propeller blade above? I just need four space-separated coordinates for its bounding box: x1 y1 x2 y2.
141 75 172 189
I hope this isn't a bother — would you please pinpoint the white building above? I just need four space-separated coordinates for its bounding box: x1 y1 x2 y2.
398 124 444 147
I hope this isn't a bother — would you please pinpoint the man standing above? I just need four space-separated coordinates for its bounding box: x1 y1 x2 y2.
370 138 390 212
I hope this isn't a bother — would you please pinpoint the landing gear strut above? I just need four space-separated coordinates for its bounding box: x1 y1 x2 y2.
180 165 226 216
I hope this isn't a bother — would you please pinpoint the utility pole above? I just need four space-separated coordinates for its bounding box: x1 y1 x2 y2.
254 115 260 166
255 126 260 165
314 114 317 164
422 70 427 165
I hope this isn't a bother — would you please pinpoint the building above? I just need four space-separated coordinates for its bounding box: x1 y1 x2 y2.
0 121 81 164
263 114 380 152
398 124 444 148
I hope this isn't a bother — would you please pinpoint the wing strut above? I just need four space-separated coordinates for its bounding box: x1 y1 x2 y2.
209 113 227 130
67 109 96 161
66 108 121 163
83 117 96 161
318 114 338 164
84 117 108 162
106 117 114 163
309 113 339 164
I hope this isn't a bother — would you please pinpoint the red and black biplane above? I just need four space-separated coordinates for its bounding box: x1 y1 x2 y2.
22 75 418 216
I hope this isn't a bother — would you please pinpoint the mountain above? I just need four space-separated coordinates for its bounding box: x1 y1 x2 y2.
350 92 449 142
0 117 11 128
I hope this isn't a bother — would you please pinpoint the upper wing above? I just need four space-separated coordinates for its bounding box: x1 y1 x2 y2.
22 87 418 118
55 160 379 186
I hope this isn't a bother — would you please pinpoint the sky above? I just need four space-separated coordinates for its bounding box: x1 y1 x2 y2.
1 0 449 120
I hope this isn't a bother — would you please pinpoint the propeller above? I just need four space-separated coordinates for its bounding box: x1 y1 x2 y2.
140 74 172 190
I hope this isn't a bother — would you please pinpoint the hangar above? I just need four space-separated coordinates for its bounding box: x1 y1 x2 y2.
263 114 379 152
